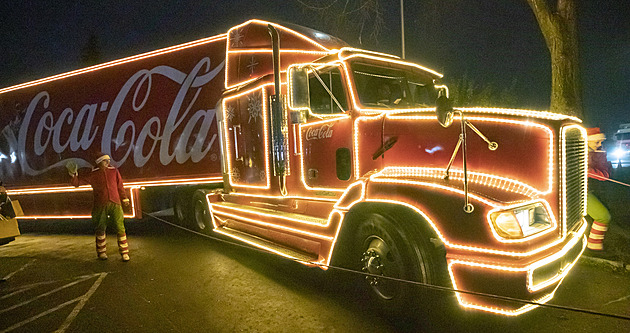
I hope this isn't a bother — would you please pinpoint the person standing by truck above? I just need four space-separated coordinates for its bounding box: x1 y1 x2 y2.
67 152 130 261
585 127 613 254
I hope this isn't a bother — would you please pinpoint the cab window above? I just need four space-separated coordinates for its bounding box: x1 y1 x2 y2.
352 62 436 109
309 67 348 115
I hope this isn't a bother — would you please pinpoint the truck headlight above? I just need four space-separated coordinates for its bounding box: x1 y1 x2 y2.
489 203 552 238
612 148 627 159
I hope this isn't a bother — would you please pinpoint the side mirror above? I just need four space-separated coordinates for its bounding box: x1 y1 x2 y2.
435 94 454 128
288 66 310 124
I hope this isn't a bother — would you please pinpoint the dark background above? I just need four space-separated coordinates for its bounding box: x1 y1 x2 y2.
0 1 628 135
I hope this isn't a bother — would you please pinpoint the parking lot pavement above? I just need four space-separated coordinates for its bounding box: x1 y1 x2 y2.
1 218 630 332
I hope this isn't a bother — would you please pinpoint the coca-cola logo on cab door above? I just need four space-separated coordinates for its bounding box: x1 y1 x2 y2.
305 123 334 141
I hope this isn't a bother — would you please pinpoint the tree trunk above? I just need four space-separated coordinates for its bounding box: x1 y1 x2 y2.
527 0 583 118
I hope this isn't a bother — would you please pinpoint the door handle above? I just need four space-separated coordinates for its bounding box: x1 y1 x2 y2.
233 124 243 161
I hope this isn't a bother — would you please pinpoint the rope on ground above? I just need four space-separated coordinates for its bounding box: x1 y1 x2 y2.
143 211 630 322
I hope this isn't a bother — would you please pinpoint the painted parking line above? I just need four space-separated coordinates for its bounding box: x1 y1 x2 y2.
0 272 108 333
1 259 36 281
0 273 103 301
56 273 107 333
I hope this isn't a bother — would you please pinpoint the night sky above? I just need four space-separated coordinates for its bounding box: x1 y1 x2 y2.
0 0 628 135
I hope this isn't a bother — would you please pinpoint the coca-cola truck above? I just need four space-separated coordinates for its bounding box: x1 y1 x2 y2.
0 19 588 315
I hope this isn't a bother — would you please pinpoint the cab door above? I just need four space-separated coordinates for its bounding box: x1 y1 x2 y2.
298 65 353 192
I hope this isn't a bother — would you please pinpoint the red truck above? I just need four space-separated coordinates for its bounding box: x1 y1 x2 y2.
0 19 588 316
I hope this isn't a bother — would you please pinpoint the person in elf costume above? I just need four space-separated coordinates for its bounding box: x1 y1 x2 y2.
585 127 613 254
68 152 130 261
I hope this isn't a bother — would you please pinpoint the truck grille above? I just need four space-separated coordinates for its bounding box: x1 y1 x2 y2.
561 126 587 233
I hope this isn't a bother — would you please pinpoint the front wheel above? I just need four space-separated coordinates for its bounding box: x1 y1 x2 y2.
354 213 439 314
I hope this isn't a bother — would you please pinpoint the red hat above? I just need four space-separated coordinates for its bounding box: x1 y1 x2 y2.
586 127 605 141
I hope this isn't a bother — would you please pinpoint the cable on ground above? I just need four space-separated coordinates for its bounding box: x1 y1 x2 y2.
589 173 630 188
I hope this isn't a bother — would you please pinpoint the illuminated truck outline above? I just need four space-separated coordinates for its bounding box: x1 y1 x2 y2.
1 19 587 316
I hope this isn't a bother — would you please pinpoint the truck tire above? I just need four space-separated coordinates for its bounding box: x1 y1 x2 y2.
192 190 213 234
173 191 191 225
353 212 439 315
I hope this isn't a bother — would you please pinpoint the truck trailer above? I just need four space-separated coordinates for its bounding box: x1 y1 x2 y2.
0 19 588 316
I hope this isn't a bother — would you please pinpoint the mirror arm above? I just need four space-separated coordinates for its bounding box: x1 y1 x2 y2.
442 111 474 213
466 122 498 151
443 134 462 179
460 115 473 213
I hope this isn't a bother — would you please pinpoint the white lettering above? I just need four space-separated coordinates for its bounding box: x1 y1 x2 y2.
51 107 73 152
34 111 53 155
16 58 225 175
306 123 334 140
133 117 161 167
69 104 98 151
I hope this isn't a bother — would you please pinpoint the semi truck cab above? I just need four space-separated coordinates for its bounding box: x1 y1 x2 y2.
207 21 588 315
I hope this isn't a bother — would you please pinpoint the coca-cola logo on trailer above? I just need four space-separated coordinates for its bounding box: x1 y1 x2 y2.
16 58 225 176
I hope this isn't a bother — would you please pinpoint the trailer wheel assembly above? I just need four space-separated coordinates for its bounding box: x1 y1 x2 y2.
192 190 213 234
173 192 191 225
354 212 437 314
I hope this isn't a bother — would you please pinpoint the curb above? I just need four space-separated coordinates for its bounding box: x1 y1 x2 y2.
579 255 630 273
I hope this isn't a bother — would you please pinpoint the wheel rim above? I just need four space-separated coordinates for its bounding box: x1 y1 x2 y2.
174 197 186 222
194 200 208 230
361 235 403 300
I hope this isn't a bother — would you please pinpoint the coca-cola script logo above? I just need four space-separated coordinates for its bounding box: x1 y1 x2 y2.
305 123 334 141
17 58 225 176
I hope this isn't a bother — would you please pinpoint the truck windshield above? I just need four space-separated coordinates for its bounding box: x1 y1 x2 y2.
615 132 630 141
351 62 437 110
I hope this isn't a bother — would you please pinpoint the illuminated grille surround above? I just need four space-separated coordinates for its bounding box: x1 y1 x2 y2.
561 125 588 235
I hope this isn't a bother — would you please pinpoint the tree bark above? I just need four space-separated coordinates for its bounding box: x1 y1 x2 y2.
527 0 583 118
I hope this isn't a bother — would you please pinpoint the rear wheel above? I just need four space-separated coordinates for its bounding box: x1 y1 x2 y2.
173 191 191 225
353 212 439 314
192 190 213 234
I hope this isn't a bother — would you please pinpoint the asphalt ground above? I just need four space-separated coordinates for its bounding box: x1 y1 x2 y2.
1 217 630 332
